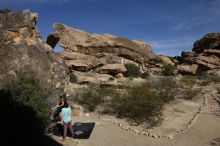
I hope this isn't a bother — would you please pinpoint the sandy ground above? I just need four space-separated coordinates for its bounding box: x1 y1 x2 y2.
53 83 220 146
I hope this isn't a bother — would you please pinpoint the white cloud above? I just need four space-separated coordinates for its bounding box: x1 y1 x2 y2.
149 37 197 50
172 0 220 31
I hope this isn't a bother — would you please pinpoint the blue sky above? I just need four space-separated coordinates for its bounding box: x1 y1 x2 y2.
1 0 220 56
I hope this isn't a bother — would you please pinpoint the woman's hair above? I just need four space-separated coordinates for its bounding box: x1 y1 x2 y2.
63 100 69 108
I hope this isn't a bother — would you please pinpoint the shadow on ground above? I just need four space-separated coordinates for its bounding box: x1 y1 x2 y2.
48 122 95 139
0 89 62 146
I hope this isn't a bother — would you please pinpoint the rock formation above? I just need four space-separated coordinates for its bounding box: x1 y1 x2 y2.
0 9 69 105
177 64 198 75
178 33 220 75
48 23 155 83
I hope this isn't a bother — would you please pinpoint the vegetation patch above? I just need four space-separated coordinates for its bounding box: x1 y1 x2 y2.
124 63 141 78
69 73 78 83
162 64 176 76
111 83 163 126
0 72 56 145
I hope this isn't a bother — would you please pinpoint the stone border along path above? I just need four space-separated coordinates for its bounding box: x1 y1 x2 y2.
212 93 220 104
95 91 220 140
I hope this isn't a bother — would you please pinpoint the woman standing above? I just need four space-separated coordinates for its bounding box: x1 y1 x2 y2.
61 100 74 143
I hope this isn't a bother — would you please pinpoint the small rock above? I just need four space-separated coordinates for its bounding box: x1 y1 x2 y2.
167 135 173 139
119 123 123 127
85 113 90 117
144 132 149 136
134 129 140 134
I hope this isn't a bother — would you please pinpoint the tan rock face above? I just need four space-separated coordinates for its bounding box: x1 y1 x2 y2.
180 33 220 73
193 33 220 53
59 52 103 72
47 23 155 78
158 55 175 65
204 49 220 57
177 64 198 75
96 64 127 74
48 23 155 65
73 71 113 84
0 9 69 105
195 54 220 69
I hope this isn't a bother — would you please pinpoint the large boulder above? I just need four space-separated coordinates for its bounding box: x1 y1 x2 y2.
59 51 103 72
195 54 220 70
158 55 175 65
47 23 156 80
180 33 220 74
48 23 155 67
0 9 69 105
96 64 127 74
204 49 220 57
177 64 198 75
54 23 155 62
72 71 113 84
193 33 220 53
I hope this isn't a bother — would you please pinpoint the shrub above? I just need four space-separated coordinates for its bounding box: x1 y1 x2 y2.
3 72 51 126
109 77 115 81
141 71 150 79
180 76 197 89
112 83 163 126
129 76 134 80
74 85 102 111
150 58 160 64
0 72 56 145
150 77 179 103
197 73 220 85
150 76 178 90
159 90 175 103
69 73 77 83
124 63 141 78
162 64 176 76
182 89 200 100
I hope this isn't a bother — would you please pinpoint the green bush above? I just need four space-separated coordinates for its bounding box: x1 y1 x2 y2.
159 90 175 103
69 73 77 83
150 77 179 103
124 63 141 78
150 58 160 64
162 64 176 76
74 83 163 127
180 76 197 89
182 89 200 100
141 71 150 79
112 83 163 126
0 72 57 145
3 72 51 126
150 76 178 90
74 85 119 111
74 85 102 111
109 77 115 81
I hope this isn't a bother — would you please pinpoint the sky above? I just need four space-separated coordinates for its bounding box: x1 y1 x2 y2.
0 0 220 56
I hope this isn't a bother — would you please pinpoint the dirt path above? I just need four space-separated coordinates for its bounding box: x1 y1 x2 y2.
67 114 220 146
53 83 220 146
